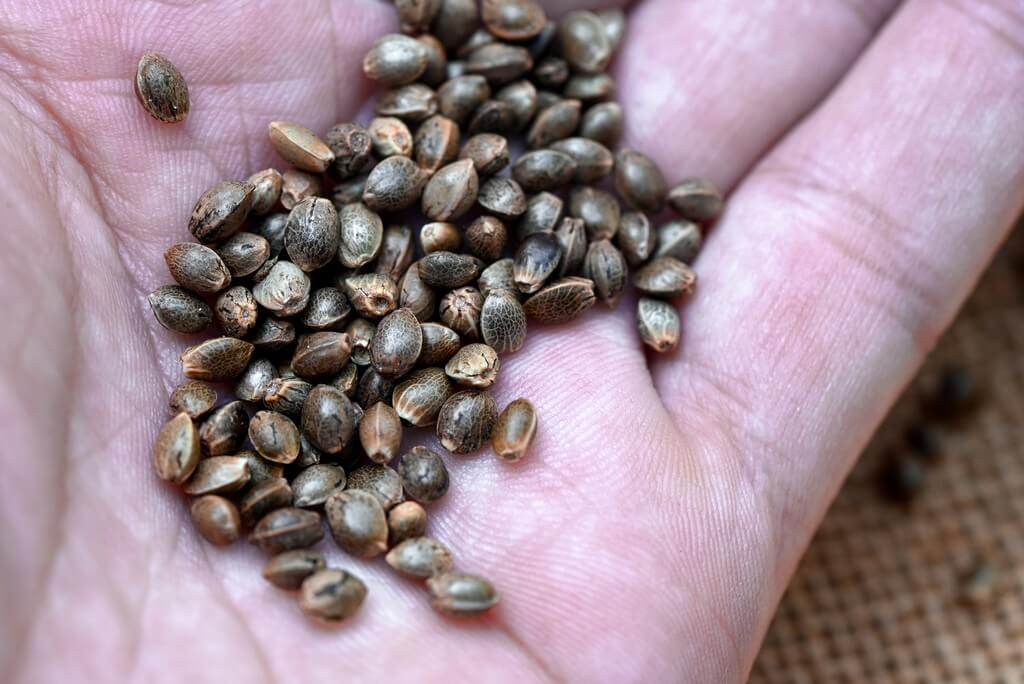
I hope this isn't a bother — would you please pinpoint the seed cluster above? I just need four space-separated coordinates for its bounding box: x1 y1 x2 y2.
143 0 722 625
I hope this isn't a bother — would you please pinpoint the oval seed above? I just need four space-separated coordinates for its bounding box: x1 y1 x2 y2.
517 192 563 239
134 52 189 123
482 0 546 40
615 148 668 212
492 398 536 462
359 402 403 464
190 495 241 546
292 332 353 379
252 213 288 256
427 571 499 616
570 186 620 241
617 211 654 266
153 412 200 484
363 34 429 86
303 287 352 331
375 83 438 123
533 56 569 89
440 287 483 340
248 411 300 464
522 277 596 323
438 75 491 123
551 137 613 184
634 257 697 299
564 73 614 102
375 224 415 281
388 501 427 546
436 390 498 454
583 239 628 308
396 0 442 34
480 289 527 353
667 177 723 223
465 42 533 85
419 251 481 289
371 308 423 378
459 133 509 176
386 537 454 578
420 222 462 254
246 169 283 217
466 99 517 135
527 98 581 149
235 358 278 403
465 216 508 261
363 155 429 213
169 380 217 419
263 377 312 418
397 446 450 503
370 116 414 158
400 262 437 321
414 115 460 173
252 261 311 316
149 285 212 334
262 549 326 590
392 367 453 427
422 159 479 222
654 219 702 263
326 122 373 181
346 318 377 366
554 216 587 277
291 464 347 508
239 476 293 527
301 385 359 454
251 317 296 354
419 323 462 366
494 79 537 130
181 337 254 381
325 489 389 558
285 197 340 272
433 0 478 49
513 232 561 294
417 34 448 87
250 507 324 554
356 367 396 409
445 343 499 388
636 297 680 352
478 258 517 298
182 456 250 496
268 121 334 173
512 149 576 192
214 286 258 338
188 180 254 243
559 11 612 73
280 170 322 210
216 232 271 278
164 242 231 294
476 177 526 219
347 464 405 510
299 569 367 623
344 273 399 319
331 363 360 398
579 101 624 147
198 400 248 456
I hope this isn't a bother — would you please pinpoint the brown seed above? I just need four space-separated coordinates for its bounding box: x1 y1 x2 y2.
296 434 325 468
522 277 597 323
437 75 491 123
190 495 241 546
148 285 212 334
422 159 479 222
396 0 442 34
636 298 680 352
466 42 534 85
525 18 558 57
234 358 278 403
564 73 614 102
386 537 454 578
332 176 368 207
303 287 352 331
634 257 697 299
153 412 200 484
414 115 460 173
292 464 347 508
570 186 620 241
344 273 399 319
356 367 396 409
375 224 415 280
285 197 340 272
419 323 462 366
533 56 569 89
134 52 189 123
292 332 353 380
517 192 563 239
280 170 322 210
583 239 628 308
417 34 448 87
247 410 301 464
331 363 360 399
419 251 481 289
433 0 479 49
579 101 624 147
527 98 581 149
559 11 612 73
251 255 279 284
345 318 377 366
237 451 286 487
325 489 389 558
512 149 577 192
216 232 271 278
476 177 526 219
375 83 438 123
347 464 405 510
458 133 509 176
363 155 429 213
370 116 414 158
513 232 561 294
399 262 438 321
262 549 326 590
393 367 453 426
302 385 359 454
388 501 427 546
534 89 562 112
169 380 217 419
553 216 587 278
654 219 703 264
250 507 324 554
667 177 724 223
325 123 373 181
214 286 258 338
245 169 283 216
252 261 311 316
239 476 293 527
181 337 254 381
189 181 254 243
427 571 499 616
396 446 450 503
492 398 537 462
551 137 613 184
268 121 335 174
440 287 483 340
480 289 527 353
445 343 499 388
495 79 538 131
420 222 462 254
598 8 627 50
199 400 249 456
182 456 250 496
299 569 367 623
478 258 517 298
436 390 498 454
371 308 423 378
616 211 654 266
363 34 429 86
481 0 546 40
464 216 508 261
360 402 403 464
164 242 232 294
615 148 668 212
263 377 312 417
466 99 517 136
252 213 288 256
337 202 384 269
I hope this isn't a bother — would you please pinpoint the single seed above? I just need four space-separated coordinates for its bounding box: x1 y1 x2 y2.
393 367 453 426
216 232 271 278
437 75 491 123
396 446 450 503
285 197 340 272
325 489 389 558
237 450 286 486
396 0 442 34
375 83 439 123
436 390 498 454
370 116 414 158
347 464 405 510
551 137 613 184
360 402 403 464
617 211 654 266
432 0 479 50
246 169 283 217
363 155 429 213
667 177 723 223
533 56 569 89
494 79 538 130
239 477 293 527
153 412 200 484
263 377 312 417
420 222 462 254
636 298 680 352
295 433 325 468
446 343 500 388
363 33 429 86
344 273 399 319
250 317 295 353
198 400 249 456
878 455 926 503
512 149 577 192
268 121 335 174
375 224 415 280
234 358 278 404
517 192 563 239
634 257 697 298
292 332 353 379
465 43 533 85
534 89 562 112
478 258 517 298
302 385 359 454
164 242 232 294
598 8 627 51
440 287 483 340
371 308 423 378
252 213 288 256
513 232 561 294
292 464 347 508
482 0 546 41
559 11 612 73
149 285 212 334
250 507 324 555
654 220 703 264
492 398 536 462
554 216 587 277
326 123 373 181
215 286 258 338
422 159 479 222
331 363 360 399
333 176 368 207
583 239 628 308
570 186 620 241
564 73 614 102
579 101 624 147
427 571 499 616
299 569 367 623
419 251 481 289
467 99 517 135
525 18 558 58
248 410 301 464
169 380 217 419
252 261 311 317
419 323 462 365
181 337 254 381
134 52 190 123
388 501 427 546
280 170 322 210
527 98 581 149
480 289 527 353
188 180 255 243
417 34 448 87
182 456 250 496
522 277 596 323
400 262 438 321
262 549 326 590
414 115 460 172
386 537 454 578
190 495 241 546
303 287 352 331
465 216 508 261
346 318 377 366
356 367 396 408
615 148 668 212
477 177 526 219
458 133 509 176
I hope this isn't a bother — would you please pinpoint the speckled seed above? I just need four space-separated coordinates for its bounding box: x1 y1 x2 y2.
182 456 250 496
189 181 254 243
418 323 462 365
579 101 624 147
492 398 537 462
326 123 373 181
478 258 517 299
347 464 405 510
583 239 628 308
248 410 301 464
417 34 448 87
216 232 271 278
533 56 569 89
482 0 546 40
251 256 279 284
149 285 212 334
419 251 481 289
427 571 499 616
331 363 360 399
238 452 286 489
637 298 680 352
388 501 427 546
422 159 479 222
262 549 326 590
522 277 596 323
654 220 703 264
551 137 613 184
527 99 581 149
250 507 324 555
235 358 278 403
375 83 439 123
268 121 334 173
396 0 442 34
514 232 562 294
164 243 232 294
333 176 368 207
363 155 429 213
302 385 359 454
438 75 491 123
299 569 367 623
252 261 311 316
465 43 534 85
370 116 414 158
181 337 254 381
239 476 293 527
285 197 340 272
554 216 587 278
393 367 453 426
135 52 189 123
667 177 723 223
303 288 352 331
291 332 353 380
512 149 577 192
445 344 499 388
458 133 509 176
370 308 423 378
214 286 258 338
615 148 667 212
375 224 415 280
477 177 526 220
617 211 654 266
292 464 347 508
364 33 429 87
396 446 450 503
198 401 248 456
386 537 453 578
356 368 395 409
359 402 403 464
495 79 538 130
440 287 483 340
464 216 508 261
466 99 517 135
169 380 217 419
400 263 438 321
420 222 462 254
433 0 479 49
263 377 312 417
414 115 460 172
517 192 563 240
325 489 389 557
280 170 322 211
634 257 697 299
345 318 377 366
481 288 528 353
344 273 399 319
570 186 620 241
436 390 498 454
190 495 241 546
564 73 614 102
153 412 200 484
245 169 283 217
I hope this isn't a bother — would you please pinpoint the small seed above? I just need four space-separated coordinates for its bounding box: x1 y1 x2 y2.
400 262 438 321
634 257 697 299
534 89 562 112
478 258 517 298
554 216 587 277
165 242 232 294
134 52 189 123
326 123 373 181
419 323 462 366
346 318 377 366
494 79 538 130
514 232 562 294
325 489 389 558
188 181 254 243
302 385 359 454
285 197 340 272
458 133 509 176
153 412 200 484
375 224 415 280
482 0 546 40
512 149 576 192
579 101 624 147
440 287 483 340
420 222 462 254
414 115 460 173
344 273 399 319
303 287 352 331
654 219 703 264
427 571 499 616
363 155 429 213
636 298 680 352
216 232 271 278
356 367 396 409
466 99 517 135
445 344 500 388
433 0 479 50
583 239 628 308
417 34 448 87
465 216 508 261
477 177 526 220
250 507 324 554
268 121 334 174
559 11 611 73
239 477 293 527
263 377 312 417
240 451 287 486
364 34 429 86
251 213 288 256
370 116 414 158
492 398 536 462
252 261 311 316
598 8 627 50
214 286 258 338
522 277 596 323
190 495 241 546
438 75 491 123
480 289 527 353
199 400 249 456
396 446 450 503
667 177 723 223
617 211 654 266
533 56 569 89
570 186 620 241
347 464 405 510
181 337 254 381
371 308 423 378
375 83 439 123
280 170 322 210
393 367 453 426
525 18 558 58
564 73 614 102
248 410 301 464
436 390 498 454
331 363 360 399
149 285 212 334
388 501 427 546
386 537 453 578
517 192 563 239
360 402 403 464
551 137 613 184
615 148 667 212
527 98 581 149
292 464 347 508
422 159 479 222
234 358 278 403
245 169 283 216
262 549 326 590
299 569 367 623
465 43 533 85
396 0 442 35
183 456 250 496
419 251 481 289
296 434 325 468
292 332 353 379
169 380 217 419
332 176 368 207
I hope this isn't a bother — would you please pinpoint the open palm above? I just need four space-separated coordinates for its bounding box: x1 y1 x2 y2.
2 0 1022 681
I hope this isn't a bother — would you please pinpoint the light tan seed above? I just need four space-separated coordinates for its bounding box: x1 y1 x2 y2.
420 222 462 254
370 116 414 158
359 402 403 464
492 398 536 462
248 411 301 464
445 344 499 388
190 495 241 546
636 298 680 352
262 549 326 590
427 571 499 616
268 121 334 173
633 257 697 299
153 412 200 484
299 569 367 622
246 169 283 216
522 277 596 323
164 242 232 294
344 273 399 319
325 489 389 558
388 501 427 546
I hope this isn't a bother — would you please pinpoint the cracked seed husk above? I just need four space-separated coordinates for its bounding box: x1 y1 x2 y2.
445 343 499 388
252 261 311 317
344 273 399 319
153 412 200 484
345 318 377 366
263 377 312 418
280 170 322 210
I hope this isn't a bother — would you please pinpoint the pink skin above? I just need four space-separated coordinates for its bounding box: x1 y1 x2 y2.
1 0 1023 681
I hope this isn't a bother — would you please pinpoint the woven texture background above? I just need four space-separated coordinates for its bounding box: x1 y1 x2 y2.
750 229 1024 683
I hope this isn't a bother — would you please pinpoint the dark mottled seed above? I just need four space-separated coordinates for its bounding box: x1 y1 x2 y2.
393 367 453 426
375 83 438 123
440 287 483 340
667 177 723 223
215 286 258 338
356 367 395 409
344 273 399 319
437 75 491 123
396 0 442 34
427 571 499 616
149 285 212 334
198 400 248 456
514 232 562 294
216 234 270 280
414 115 460 173
370 308 423 378
445 343 499 388
326 123 373 181
420 222 462 254
251 213 289 257
534 89 562 112
482 0 546 41
280 170 321 211
466 99 517 135
332 176 368 208
399 262 437 321
634 257 696 299
560 11 612 73
292 464 347 508
564 73 614 102
533 56 569 89
338 202 384 269
388 501 427 546
554 216 587 277
480 289 527 353
296 434 325 468
292 333 353 379
325 489 389 557
477 258 517 299
583 239 628 308
182 456 250 496
465 216 508 261
456 28 496 58
477 177 526 220
239 476 293 527
299 569 367 622
551 137 613 184
285 197 340 272
262 549 326 590
346 318 377 366
636 298 680 352
363 34 429 86
615 148 667 212
617 211 654 266
525 18 557 57
527 99 581 149
363 156 429 213
432 0 479 49
417 34 448 87
189 181 254 243
245 169 283 217
397 446 450 503
302 385 359 454
360 402 403 464
465 43 533 85
570 186 620 241
522 277 596 323
436 390 498 454
250 507 324 555
419 323 462 366
153 412 200 484
263 377 313 417
331 363 360 399
419 251 481 289
458 133 509 176
235 358 278 404
370 116 414 158
512 149 577 192
134 52 189 123
190 495 241 546
494 79 538 130
268 121 334 174
579 101 623 147
303 288 352 331
347 464 405 510
238 451 286 487
654 219 703 264
248 410 301 464
165 243 232 294
517 192 563 240
492 398 536 462
386 537 454 578
375 224 415 281
422 159 479 222
252 261 311 316
181 338 254 381
169 380 217 419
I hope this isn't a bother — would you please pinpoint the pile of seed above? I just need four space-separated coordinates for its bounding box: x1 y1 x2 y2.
144 0 721 624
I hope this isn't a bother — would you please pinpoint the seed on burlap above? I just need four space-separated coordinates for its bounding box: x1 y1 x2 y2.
554 216 587 278
400 263 438 321
393 367 453 427
292 464 347 508
375 224 415 281
153 412 200 484
446 344 500 388
364 34 430 86
325 489 389 558
359 402 403 464
280 170 322 210
263 377 312 418
182 456 250 496
512 149 576 192
375 83 439 123
436 390 498 454
438 75 491 123
465 42 534 85
371 308 423 378
636 297 680 352
564 73 614 102
292 332 353 379
422 159 479 222
214 286 258 338
480 289 527 353
237 451 285 487
252 261 311 316
570 186 620 241
189 180 255 244
345 318 377 366
299 569 367 623
285 197 340 272
634 257 697 299
388 501 427 546
262 549 326 590
363 155 429 213
216 232 271 278
303 287 352 331
181 337 254 381
527 98 581 149
667 177 723 223
459 133 509 176
250 507 324 555
522 277 596 323
513 232 561 294
302 385 359 454
420 222 462 254
465 216 508 261
419 251 481 289
466 99 517 135
615 148 667 212
418 323 462 366
134 52 190 123
427 571 499 616
326 122 373 181
477 258 517 298
239 477 293 527
370 116 414 158
149 285 212 334
517 192 563 239
198 400 248 456
169 380 217 419
417 34 448 87
386 537 454 578
414 115 460 172
344 273 399 319
347 464 406 510
165 243 232 294
654 219 703 264
494 79 538 130
551 137 613 184
440 287 483 340
583 239 628 308
397 446 450 503
492 398 536 462
248 410 301 464
190 495 241 546
579 101 623 147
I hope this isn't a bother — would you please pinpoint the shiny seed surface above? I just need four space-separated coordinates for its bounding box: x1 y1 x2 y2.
438 75 491 123
217 232 271 278
235 358 278 403
303 287 352 331
554 216 587 277
393 367 453 427
427 571 499 616
615 148 668 212
375 224 415 280
398 446 450 503
477 177 526 219
512 149 577 192
583 239 628 307
440 287 483 340
371 308 423 378
363 34 430 86
248 410 301 464
634 257 697 298
189 181 254 243
364 155 429 213
617 211 654 266
459 133 509 176
149 285 212 334
169 380 217 419
181 337 254 381
445 343 499 388
465 216 508 261
386 537 454 578
414 115 460 172
347 464 405 510
422 159 479 222
559 10 612 73
198 400 248 456
492 398 536 462
370 116 414 158
360 402 403 464
280 170 322 210
494 79 538 130
215 286 258 338
527 98 581 149
551 137 613 184
302 385 358 454
654 219 703 264
636 297 680 352
190 495 241 546
418 323 462 365
285 197 340 272
182 456 250 496
571 186 620 241
356 367 396 409
667 177 723 223
268 121 335 173
433 0 479 50
165 242 232 294
522 277 596 323
482 0 546 41
517 192 563 238
420 222 462 254
579 101 624 147
478 258 517 298
292 464 347 508
246 169 283 217
513 232 562 294
153 412 200 484
480 289 527 353
419 251 481 289
263 377 312 417
292 332 353 379
436 390 498 454
262 549 326 590
325 489 389 558
299 569 367 622
375 83 438 123
465 43 533 85
400 262 438 321
239 477 293 527
250 507 324 555
134 52 189 122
